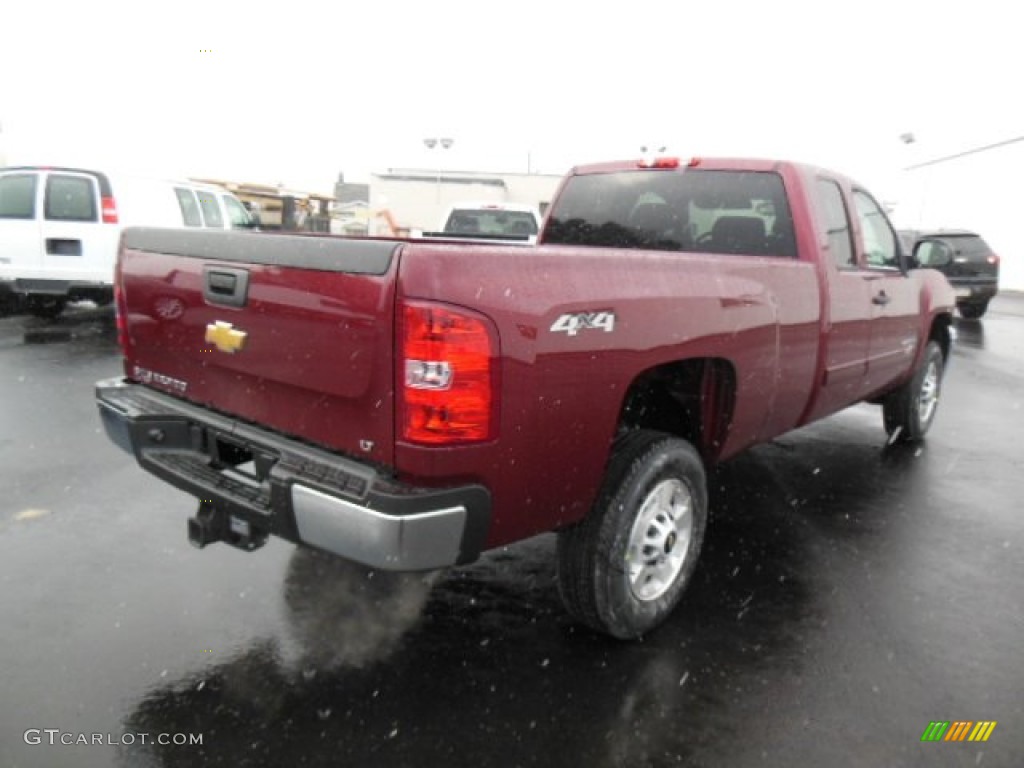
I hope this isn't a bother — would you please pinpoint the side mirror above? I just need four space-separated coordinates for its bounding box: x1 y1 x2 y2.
900 246 920 271
914 239 952 268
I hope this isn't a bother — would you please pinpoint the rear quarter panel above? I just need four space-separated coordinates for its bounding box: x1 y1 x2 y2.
395 242 821 547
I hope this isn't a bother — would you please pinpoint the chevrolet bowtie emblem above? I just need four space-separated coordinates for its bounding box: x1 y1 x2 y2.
205 321 247 354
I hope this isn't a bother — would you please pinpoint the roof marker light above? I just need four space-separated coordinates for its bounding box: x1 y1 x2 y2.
637 153 681 169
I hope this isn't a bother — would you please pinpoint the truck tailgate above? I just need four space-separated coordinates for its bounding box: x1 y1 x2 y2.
119 228 400 465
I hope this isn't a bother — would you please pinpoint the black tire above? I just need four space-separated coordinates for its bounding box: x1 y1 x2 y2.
958 301 988 320
27 296 67 319
0 293 24 317
557 430 707 639
883 340 944 443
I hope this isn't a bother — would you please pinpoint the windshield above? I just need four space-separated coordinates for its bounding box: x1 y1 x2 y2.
223 194 256 229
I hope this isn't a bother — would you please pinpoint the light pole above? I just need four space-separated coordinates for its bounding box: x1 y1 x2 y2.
897 132 924 227
424 137 454 203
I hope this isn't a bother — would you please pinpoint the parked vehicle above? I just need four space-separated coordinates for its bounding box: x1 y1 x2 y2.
0 167 255 317
899 229 999 319
418 201 542 243
96 154 955 638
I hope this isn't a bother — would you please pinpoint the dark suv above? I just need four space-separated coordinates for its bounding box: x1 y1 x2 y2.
900 229 1000 319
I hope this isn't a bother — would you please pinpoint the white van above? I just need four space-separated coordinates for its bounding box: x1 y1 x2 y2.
0 166 255 316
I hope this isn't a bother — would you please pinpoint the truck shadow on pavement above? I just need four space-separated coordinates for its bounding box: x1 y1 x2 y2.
5 302 116 346
121 421 927 768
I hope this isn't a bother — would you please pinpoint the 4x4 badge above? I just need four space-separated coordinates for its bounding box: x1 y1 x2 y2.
205 321 247 354
550 310 616 336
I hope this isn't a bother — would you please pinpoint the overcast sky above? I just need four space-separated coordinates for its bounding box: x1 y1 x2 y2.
1 0 1021 204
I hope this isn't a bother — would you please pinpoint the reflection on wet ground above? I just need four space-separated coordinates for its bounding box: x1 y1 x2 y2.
1 297 1022 767
953 316 985 349
119 435 963 767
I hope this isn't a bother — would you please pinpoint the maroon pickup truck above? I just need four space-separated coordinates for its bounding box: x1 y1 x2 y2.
96 155 955 638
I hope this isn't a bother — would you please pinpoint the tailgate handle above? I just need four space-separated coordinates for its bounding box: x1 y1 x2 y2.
208 272 236 294
203 267 250 308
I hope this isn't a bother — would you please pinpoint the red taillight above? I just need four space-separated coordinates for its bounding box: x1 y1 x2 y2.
102 196 118 224
400 301 497 445
988 254 1000 265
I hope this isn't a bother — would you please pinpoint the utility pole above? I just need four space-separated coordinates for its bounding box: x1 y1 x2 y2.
424 137 454 203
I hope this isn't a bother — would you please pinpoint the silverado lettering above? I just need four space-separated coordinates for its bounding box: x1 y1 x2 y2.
96 155 955 639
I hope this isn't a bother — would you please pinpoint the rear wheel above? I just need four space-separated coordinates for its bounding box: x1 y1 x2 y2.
883 340 944 443
557 430 707 639
958 301 988 320
27 296 67 319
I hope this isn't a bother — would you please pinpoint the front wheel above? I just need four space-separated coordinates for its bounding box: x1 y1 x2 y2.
883 340 945 443
557 430 708 639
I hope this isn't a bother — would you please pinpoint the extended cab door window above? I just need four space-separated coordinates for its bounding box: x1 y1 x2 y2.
853 190 899 270
816 179 855 269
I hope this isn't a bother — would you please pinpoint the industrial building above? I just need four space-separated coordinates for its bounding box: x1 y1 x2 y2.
367 169 563 236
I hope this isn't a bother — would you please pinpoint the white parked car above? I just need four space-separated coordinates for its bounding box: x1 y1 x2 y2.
0 166 256 317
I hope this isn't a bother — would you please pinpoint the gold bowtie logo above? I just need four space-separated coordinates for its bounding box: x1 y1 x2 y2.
205 321 247 354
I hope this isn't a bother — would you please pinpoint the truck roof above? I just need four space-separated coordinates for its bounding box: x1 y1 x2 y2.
564 156 872 201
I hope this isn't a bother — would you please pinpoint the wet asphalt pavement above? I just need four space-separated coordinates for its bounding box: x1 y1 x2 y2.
1 297 1022 768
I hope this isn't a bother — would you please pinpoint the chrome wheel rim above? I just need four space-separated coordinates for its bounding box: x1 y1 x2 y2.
625 478 694 601
918 360 940 425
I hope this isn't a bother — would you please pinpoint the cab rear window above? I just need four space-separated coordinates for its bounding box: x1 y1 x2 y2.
544 169 796 257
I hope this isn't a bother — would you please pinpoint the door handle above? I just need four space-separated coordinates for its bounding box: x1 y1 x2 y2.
46 238 82 256
872 291 891 306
